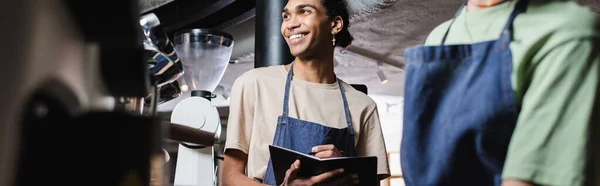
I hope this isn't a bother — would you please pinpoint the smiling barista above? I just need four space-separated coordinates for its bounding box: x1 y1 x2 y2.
222 0 391 185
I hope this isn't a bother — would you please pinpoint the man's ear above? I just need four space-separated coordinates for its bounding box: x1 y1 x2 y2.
330 16 343 35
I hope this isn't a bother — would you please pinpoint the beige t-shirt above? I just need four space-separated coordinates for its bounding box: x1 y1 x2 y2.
224 65 390 181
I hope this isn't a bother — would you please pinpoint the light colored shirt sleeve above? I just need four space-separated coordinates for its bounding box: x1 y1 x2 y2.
502 38 600 186
356 107 391 179
224 73 256 155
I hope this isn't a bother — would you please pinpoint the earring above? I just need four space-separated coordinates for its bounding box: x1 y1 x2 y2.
332 35 336 46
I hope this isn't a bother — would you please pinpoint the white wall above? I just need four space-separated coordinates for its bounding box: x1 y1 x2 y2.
369 94 405 186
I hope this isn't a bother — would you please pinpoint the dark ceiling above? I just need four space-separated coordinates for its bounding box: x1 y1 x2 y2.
141 0 256 38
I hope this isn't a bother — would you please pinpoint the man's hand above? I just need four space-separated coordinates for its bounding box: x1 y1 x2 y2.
281 160 359 186
501 179 537 186
311 144 343 159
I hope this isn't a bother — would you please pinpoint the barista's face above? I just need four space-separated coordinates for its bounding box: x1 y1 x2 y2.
281 0 333 58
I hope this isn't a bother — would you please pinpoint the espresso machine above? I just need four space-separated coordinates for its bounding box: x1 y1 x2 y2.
1 1 234 186
115 12 185 116
0 0 164 186
138 11 235 186
168 29 234 186
137 11 235 185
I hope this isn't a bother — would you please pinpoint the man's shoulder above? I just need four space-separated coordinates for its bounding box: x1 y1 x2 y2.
424 20 454 46
241 65 283 78
517 1 599 41
528 0 598 25
233 65 285 86
340 81 377 111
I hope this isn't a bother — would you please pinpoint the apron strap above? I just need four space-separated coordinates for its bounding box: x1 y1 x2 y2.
282 61 295 117
338 81 355 135
282 62 354 135
501 0 528 39
441 0 468 45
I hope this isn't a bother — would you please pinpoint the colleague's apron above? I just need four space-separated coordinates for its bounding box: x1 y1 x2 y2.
401 0 527 185
263 62 358 185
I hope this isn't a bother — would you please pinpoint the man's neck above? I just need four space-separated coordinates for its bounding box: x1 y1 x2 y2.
286 50 336 84
467 0 508 12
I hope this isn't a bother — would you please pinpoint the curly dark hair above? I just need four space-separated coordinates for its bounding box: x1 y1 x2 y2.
321 0 354 48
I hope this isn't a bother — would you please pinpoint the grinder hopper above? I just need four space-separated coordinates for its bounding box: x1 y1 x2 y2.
174 29 234 95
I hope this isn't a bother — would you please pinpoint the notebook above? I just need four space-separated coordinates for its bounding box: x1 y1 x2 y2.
268 145 378 186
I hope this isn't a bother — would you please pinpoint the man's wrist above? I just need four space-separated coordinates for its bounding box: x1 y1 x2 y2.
501 179 537 186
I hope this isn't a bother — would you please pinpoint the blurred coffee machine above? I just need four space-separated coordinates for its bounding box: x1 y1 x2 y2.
0 1 162 186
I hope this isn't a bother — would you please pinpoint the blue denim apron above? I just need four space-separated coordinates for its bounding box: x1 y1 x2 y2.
263 62 358 185
401 0 527 185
